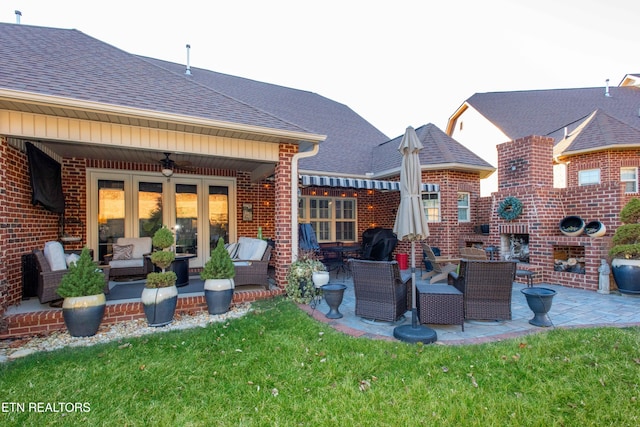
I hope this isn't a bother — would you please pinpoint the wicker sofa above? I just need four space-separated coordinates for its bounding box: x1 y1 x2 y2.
226 237 272 290
448 259 517 321
349 259 410 322
33 246 110 303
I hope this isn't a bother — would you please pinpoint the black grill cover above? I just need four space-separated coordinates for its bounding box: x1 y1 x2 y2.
361 227 398 261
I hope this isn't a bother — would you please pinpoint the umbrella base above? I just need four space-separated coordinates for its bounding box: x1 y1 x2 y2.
393 324 437 344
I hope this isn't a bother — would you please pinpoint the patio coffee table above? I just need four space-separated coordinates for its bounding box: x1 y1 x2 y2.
416 283 464 331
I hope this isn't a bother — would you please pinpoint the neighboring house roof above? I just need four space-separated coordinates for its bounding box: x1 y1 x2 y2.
460 86 640 145
554 109 640 160
372 124 494 179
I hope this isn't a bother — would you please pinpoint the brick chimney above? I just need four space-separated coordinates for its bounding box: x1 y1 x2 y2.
497 135 554 190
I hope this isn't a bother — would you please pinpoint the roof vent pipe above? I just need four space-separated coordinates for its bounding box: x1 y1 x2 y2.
15 10 21 24
605 79 610 97
564 127 568 139
185 44 192 76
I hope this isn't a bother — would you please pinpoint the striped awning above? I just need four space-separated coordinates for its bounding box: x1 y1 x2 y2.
300 175 439 192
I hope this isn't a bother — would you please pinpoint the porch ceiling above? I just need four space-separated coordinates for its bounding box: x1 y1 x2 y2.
28 139 272 174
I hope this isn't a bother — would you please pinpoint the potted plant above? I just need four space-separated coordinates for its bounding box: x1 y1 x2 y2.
609 198 640 294
141 226 178 326
285 250 327 304
56 247 108 337
200 238 236 315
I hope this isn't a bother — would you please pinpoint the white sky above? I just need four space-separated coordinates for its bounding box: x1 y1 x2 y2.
3 0 639 139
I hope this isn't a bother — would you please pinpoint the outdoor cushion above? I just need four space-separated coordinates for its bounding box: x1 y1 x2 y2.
115 237 152 259
109 258 145 269
65 253 80 267
44 241 67 271
236 237 268 261
112 244 134 260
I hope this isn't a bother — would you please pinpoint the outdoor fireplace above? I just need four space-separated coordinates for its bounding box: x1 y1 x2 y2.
501 233 529 263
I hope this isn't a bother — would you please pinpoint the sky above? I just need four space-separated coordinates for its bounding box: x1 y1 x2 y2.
3 0 639 139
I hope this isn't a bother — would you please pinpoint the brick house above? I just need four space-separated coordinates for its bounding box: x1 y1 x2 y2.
447 76 640 291
0 23 491 336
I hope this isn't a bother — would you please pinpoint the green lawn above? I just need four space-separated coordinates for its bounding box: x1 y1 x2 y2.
1 297 639 426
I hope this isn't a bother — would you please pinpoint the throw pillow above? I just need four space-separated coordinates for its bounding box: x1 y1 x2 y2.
65 253 81 267
44 241 67 271
112 244 134 260
225 242 239 259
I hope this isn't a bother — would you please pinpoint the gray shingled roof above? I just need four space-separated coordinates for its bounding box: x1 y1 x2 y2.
372 124 493 176
141 56 390 176
554 109 640 158
0 22 490 178
466 86 640 145
0 23 305 133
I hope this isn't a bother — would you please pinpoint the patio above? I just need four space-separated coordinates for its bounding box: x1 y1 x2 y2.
300 269 640 344
5 268 640 345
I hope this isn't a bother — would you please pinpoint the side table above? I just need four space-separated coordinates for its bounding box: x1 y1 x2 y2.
416 284 464 331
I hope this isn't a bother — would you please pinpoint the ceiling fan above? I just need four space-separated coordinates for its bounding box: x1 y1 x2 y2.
159 152 194 176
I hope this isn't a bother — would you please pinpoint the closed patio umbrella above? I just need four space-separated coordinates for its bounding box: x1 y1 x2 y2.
392 126 437 344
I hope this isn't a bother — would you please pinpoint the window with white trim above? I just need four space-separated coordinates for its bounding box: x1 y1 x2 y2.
458 192 470 222
578 169 600 186
299 196 357 242
421 192 441 222
621 167 638 193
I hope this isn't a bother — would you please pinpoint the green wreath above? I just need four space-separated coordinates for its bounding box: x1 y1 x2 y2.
497 196 523 221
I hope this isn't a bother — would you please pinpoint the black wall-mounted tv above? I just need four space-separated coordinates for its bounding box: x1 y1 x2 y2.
25 142 65 214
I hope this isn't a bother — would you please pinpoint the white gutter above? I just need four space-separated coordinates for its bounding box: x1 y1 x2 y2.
290 143 321 262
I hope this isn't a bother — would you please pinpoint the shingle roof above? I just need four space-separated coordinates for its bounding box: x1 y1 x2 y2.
0 22 489 178
466 86 640 144
554 109 640 158
0 23 305 133
372 123 493 176
141 57 390 176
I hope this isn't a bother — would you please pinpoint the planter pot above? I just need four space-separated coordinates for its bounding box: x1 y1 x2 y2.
62 293 106 337
584 221 606 238
559 216 585 237
312 271 330 288
204 278 235 315
322 283 347 319
611 258 640 294
141 286 178 326
521 287 556 327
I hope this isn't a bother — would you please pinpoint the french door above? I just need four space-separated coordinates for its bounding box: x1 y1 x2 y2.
88 170 236 267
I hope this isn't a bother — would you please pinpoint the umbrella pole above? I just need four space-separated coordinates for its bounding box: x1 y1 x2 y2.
393 240 437 344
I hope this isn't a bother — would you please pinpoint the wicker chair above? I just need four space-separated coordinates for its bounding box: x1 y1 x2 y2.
33 249 110 303
448 260 517 321
234 245 272 290
349 259 410 322
103 237 153 280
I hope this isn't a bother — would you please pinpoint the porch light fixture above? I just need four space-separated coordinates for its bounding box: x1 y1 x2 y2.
162 167 174 177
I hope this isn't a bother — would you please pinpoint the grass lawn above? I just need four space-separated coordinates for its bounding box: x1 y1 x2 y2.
1 297 639 426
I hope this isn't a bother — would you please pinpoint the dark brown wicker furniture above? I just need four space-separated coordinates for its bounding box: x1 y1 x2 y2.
416 283 464 331
448 260 517 321
349 259 410 322
234 245 272 290
33 249 110 304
